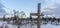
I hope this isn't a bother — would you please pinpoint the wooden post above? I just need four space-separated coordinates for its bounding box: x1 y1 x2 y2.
30 3 41 28
37 3 41 28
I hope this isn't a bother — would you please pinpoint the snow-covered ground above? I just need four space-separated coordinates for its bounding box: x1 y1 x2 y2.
0 21 60 28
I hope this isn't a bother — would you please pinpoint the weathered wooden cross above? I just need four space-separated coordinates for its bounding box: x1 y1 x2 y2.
30 3 44 28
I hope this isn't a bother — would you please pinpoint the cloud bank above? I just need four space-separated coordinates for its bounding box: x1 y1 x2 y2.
41 0 60 17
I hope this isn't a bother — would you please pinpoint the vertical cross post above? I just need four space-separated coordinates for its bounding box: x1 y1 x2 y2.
30 3 41 28
37 3 41 28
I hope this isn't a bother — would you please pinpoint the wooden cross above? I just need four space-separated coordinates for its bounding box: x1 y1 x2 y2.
30 3 43 28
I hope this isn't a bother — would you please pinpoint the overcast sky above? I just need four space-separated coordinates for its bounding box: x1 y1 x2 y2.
0 0 60 18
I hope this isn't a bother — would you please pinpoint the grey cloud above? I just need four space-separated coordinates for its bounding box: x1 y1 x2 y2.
43 3 60 16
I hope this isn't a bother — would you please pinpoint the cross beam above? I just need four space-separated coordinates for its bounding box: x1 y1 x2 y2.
30 13 44 16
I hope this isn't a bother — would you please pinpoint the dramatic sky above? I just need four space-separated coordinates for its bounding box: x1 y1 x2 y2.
0 0 60 17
